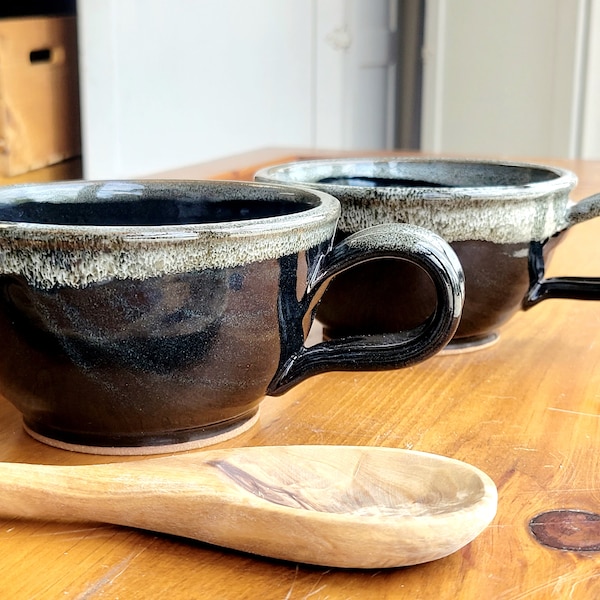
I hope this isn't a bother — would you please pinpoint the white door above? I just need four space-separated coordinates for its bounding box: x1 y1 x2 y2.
420 0 591 158
314 0 399 150
77 0 398 179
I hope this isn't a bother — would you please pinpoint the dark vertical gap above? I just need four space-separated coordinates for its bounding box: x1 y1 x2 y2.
395 0 425 149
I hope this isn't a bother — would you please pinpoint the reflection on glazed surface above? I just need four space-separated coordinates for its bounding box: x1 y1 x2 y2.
0 260 282 446
0 180 340 450
318 237 561 342
256 158 580 348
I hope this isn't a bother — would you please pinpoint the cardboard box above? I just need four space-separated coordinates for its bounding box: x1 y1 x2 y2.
0 15 81 176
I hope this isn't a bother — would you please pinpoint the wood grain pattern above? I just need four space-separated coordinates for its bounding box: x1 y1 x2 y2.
1 148 600 597
0 446 496 569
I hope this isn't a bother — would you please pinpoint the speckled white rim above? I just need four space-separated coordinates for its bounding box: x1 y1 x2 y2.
0 180 340 289
255 157 578 244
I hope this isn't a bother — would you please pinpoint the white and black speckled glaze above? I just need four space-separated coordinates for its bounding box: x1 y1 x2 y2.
256 158 600 347
0 179 464 452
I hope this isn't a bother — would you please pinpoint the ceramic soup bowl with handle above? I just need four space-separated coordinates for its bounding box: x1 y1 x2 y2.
0 179 464 454
256 157 600 350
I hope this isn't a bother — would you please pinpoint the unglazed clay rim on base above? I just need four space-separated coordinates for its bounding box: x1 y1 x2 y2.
439 332 500 355
23 409 261 456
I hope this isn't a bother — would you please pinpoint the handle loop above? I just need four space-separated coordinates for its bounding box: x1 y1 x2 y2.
525 193 600 308
267 223 464 396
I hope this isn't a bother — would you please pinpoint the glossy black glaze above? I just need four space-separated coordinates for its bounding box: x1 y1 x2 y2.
317 176 451 188
318 236 560 343
0 252 325 448
0 196 313 225
526 236 600 306
256 158 600 349
269 224 465 393
0 179 464 452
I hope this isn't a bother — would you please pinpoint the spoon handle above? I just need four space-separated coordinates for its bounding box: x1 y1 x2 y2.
0 456 236 536
0 450 370 566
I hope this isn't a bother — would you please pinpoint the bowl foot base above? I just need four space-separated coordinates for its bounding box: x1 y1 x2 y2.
440 332 499 355
23 410 261 456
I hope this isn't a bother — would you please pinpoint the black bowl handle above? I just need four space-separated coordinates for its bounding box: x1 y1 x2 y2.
525 193 600 307
267 223 465 396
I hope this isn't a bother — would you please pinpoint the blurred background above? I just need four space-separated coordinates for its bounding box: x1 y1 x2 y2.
1 0 598 180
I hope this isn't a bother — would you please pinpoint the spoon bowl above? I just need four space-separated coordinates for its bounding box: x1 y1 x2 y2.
0 445 497 568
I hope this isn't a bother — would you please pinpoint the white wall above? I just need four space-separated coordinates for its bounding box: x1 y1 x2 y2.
77 0 398 179
314 0 398 149
78 0 315 178
581 0 600 159
421 0 592 159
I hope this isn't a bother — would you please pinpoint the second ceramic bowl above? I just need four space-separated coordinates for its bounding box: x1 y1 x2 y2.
256 157 600 350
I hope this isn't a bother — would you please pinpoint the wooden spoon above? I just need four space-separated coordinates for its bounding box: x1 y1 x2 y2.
0 445 497 569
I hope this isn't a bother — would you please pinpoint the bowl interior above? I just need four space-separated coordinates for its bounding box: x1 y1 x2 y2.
259 158 566 189
0 181 321 227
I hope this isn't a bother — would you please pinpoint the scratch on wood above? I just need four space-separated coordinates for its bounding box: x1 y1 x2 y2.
498 570 600 599
283 565 299 600
303 584 327 599
302 570 331 600
547 407 600 418
542 487 600 493
352 453 365 480
30 525 114 539
73 547 147 599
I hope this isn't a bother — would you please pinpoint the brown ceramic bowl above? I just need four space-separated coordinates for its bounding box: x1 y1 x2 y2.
256 157 600 350
0 179 464 454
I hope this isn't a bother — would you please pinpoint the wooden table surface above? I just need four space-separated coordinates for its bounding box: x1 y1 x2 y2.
2 148 600 598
